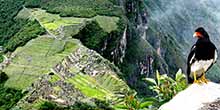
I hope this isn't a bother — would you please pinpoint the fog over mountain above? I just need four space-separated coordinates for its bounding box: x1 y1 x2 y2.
140 0 220 82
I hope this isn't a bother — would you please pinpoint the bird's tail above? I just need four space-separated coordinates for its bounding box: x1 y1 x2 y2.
187 66 193 84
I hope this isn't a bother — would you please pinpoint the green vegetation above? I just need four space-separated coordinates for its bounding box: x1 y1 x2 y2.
0 0 47 53
1 5 126 109
0 0 26 46
27 8 122 64
29 8 86 36
5 20 45 52
25 0 122 18
118 35 167 96
0 72 8 83
0 54 4 63
45 45 131 106
30 99 65 110
0 0 188 110
144 69 187 106
115 95 155 110
73 17 124 60
37 101 62 110
67 73 113 100
94 16 119 33
102 17 126 63
0 72 24 110
161 35 185 75
0 84 24 110
66 70 130 101
35 99 114 110
15 7 31 20
29 8 120 38
49 74 60 83
73 21 108 52
4 37 79 89
114 70 187 110
69 99 114 110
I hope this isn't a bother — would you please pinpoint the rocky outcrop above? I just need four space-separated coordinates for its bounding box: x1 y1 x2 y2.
159 82 220 110
200 99 220 110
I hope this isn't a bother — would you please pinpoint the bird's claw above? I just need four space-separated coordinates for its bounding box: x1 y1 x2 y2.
193 76 209 84
200 72 209 84
193 79 202 84
200 76 209 84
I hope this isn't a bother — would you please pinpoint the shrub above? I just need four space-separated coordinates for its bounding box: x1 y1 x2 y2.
115 94 156 110
115 70 187 110
144 69 187 106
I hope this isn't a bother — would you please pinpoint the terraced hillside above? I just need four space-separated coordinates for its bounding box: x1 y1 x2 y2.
27 8 119 37
14 44 130 109
28 8 87 37
4 36 79 89
23 0 127 65
4 0 219 109
0 0 132 109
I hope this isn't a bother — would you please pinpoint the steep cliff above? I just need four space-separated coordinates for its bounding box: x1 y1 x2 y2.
118 0 220 95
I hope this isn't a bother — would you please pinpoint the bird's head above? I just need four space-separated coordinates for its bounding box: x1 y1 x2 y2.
193 27 209 40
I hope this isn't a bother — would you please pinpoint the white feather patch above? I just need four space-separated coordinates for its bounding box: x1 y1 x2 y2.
214 50 218 63
189 54 195 64
190 59 213 77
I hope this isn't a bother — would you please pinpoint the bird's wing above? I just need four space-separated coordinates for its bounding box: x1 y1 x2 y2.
203 44 217 72
187 45 196 83
187 45 196 65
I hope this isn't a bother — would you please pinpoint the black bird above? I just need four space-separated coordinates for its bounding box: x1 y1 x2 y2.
187 27 218 84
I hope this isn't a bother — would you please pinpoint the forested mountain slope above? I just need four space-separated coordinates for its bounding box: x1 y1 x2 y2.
0 0 132 109
1 0 220 109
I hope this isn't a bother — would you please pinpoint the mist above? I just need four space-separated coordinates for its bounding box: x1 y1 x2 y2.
145 0 220 47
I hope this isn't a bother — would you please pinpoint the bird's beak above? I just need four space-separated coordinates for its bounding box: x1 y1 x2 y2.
193 32 203 38
193 33 197 38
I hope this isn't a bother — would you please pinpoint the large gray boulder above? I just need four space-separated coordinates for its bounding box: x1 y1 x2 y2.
159 82 220 110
